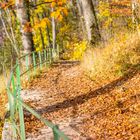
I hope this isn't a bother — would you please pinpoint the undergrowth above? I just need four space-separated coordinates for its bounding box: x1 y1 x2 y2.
62 40 87 60
82 32 140 81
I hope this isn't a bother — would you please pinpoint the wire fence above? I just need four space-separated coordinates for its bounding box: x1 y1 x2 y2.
6 46 69 140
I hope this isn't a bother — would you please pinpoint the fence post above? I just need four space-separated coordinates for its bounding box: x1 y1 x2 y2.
11 75 16 93
53 125 60 140
44 49 47 67
32 52 36 73
50 48 52 63
7 87 17 139
38 51 43 69
11 75 17 114
7 73 15 117
25 55 30 80
16 60 26 140
57 45 59 59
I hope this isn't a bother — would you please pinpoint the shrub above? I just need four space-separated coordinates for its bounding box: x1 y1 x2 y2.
62 41 87 60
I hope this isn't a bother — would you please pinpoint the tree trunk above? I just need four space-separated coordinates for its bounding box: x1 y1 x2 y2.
15 0 34 65
42 10 51 47
76 0 86 38
0 10 19 55
132 0 140 25
78 0 101 45
52 7 56 50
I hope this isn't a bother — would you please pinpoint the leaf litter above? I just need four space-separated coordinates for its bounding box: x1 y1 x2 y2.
22 62 140 139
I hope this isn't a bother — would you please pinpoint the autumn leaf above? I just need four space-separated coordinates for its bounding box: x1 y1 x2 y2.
23 22 32 33
58 1 63 6
62 8 68 16
57 14 63 21
51 2 56 8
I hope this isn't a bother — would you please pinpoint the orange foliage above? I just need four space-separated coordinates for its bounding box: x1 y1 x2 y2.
109 0 134 16
23 22 32 33
0 0 14 9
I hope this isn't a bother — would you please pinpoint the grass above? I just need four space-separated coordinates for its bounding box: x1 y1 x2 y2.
82 31 140 82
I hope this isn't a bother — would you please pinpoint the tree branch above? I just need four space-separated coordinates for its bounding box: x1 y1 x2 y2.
30 1 54 8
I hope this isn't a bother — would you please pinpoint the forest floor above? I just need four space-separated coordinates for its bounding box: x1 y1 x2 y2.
22 62 140 140
0 92 7 139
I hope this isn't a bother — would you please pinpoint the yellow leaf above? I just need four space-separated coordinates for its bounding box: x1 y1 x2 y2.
51 12 56 18
43 18 50 26
51 2 56 8
57 15 63 22
58 1 63 6
40 20 46 28
62 8 68 16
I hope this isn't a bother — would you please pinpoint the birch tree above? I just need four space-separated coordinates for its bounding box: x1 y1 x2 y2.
78 0 101 45
132 0 140 25
15 0 34 64
52 7 56 50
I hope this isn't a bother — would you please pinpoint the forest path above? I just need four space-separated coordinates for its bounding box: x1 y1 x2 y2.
21 62 140 140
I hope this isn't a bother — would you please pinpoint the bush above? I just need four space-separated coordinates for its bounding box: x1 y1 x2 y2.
62 41 87 60
82 32 140 81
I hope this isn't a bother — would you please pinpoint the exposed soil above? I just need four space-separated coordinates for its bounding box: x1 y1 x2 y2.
23 62 140 140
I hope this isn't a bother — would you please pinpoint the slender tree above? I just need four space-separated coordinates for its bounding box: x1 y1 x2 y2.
76 0 86 38
78 0 101 45
15 0 34 64
51 7 56 50
132 0 140 25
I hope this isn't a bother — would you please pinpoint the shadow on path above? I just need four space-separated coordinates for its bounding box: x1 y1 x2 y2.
36 70 139 114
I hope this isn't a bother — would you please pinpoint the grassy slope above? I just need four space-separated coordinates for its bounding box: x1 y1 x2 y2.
82 32 140 82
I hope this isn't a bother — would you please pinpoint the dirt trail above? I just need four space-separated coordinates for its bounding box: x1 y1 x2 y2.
22 62 140 140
